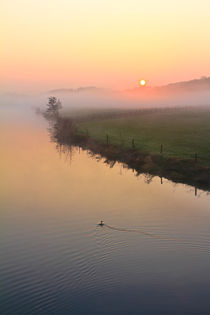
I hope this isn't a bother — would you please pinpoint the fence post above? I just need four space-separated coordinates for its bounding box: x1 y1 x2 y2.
160 144 163 154
195 187 197 196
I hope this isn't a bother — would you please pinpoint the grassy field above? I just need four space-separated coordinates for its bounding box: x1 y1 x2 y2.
76 107 210 167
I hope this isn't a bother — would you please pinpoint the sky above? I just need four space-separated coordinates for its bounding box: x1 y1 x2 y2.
1 0 210 93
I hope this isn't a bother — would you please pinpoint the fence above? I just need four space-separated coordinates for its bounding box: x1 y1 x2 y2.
83 129 205 165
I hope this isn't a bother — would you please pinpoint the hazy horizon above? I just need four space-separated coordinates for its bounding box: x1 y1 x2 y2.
1 75 210 96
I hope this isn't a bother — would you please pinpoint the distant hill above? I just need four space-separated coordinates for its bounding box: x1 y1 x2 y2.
163 76 210 92
47 86 102 94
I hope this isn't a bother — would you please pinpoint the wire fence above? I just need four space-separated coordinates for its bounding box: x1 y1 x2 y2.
81 129 209 166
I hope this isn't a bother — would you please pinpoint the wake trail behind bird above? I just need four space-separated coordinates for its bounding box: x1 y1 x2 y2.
98 224 210 255
103 224 164 239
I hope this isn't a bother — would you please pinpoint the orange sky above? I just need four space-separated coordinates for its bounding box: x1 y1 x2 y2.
1 0 210 93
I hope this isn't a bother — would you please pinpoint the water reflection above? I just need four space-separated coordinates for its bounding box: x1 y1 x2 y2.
52 139 205 199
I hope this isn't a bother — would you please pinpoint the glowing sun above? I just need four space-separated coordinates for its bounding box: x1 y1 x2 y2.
139 79 146 86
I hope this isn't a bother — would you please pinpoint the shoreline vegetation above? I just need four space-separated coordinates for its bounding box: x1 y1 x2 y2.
45 101 210 191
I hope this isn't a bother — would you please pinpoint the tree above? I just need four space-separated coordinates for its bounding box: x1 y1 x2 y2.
46 96 62 117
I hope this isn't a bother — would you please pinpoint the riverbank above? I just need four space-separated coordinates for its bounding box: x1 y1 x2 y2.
49 108 210 191
75 107 210 167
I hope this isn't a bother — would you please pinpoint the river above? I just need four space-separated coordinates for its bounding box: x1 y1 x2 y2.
1 100 210 314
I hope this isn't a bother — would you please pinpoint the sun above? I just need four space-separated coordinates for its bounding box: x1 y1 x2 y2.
139 79 146 86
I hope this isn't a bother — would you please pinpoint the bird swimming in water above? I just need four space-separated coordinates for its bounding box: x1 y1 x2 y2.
98 220 104 226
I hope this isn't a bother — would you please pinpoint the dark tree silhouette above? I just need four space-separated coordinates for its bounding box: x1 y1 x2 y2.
45 97 62 118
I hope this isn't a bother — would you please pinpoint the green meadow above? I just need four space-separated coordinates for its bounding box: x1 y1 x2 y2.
76 107 210 167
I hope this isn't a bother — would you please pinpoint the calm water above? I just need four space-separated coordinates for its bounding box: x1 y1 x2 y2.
1 102 210 314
